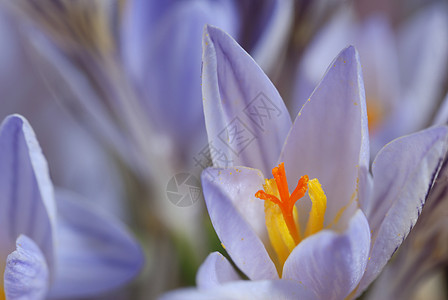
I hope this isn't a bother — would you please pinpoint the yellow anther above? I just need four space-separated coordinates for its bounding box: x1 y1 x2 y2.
264 199 297 275
304 178 327 237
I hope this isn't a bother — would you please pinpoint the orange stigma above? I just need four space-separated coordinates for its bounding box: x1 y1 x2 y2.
255 163 308 244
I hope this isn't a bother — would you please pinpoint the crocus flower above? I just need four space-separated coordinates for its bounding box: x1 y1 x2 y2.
0 115 143 299
162 26 448 299
292 3 448 155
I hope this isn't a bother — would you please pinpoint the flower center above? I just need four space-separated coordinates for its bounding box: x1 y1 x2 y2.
255 162 327 274
366 97 386 135
0 286 4 300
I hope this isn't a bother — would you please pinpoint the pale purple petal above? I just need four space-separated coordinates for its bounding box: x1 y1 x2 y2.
202 25 292 176
48 189 143 299
366 154 448 299
280 46 369 229
0 115 55 272
201 167 278 280
282 209 370 299
196 252 241 289
4 235 49 300
160 279 317 300
397 3 448 133
357 125 448 294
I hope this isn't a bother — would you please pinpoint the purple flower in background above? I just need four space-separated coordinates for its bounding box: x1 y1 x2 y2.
121 0 294 172
162 26 448 299
4 0 293 182
0 115 143 299
0 6 126 219
2 0 294 244
292 3 448 156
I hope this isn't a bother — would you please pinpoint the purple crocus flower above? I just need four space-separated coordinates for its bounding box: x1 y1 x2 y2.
292 4 448 156
162 26 448 299
0 115 143 299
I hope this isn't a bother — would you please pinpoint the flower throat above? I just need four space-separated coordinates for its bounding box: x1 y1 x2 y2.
255 162 327 275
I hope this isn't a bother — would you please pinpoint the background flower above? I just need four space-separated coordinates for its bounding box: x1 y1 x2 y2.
291 2 448 155
0 115 143 299
0 2 126 220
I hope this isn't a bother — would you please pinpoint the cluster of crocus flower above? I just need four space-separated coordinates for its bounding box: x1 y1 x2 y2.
161 25 448 299
0 0 447 299
0 115 143 299
1 0 295 259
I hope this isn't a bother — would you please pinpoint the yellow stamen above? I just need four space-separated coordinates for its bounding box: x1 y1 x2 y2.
254 163 328 275
264 199 297 274
259 178 299 274
0 287 5 300
304 178 327 237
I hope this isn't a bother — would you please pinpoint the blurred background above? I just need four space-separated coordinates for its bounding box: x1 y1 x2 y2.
0 0 447 299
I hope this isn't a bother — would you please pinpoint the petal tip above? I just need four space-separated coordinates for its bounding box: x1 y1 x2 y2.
1 114 27 130
203 24 220 36
336 45 360 65
202 24 235 48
